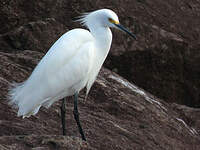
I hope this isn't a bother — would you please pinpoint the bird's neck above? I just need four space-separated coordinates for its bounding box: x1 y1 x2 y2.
88 27 112 82
90 27 112 59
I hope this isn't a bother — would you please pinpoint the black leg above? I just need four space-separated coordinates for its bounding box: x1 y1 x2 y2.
73 92 86 141
60 97 66 135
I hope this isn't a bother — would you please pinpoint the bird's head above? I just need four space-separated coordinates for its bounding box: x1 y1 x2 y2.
78 9 137 40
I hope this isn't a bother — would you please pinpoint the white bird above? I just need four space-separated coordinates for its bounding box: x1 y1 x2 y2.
8 9 136 141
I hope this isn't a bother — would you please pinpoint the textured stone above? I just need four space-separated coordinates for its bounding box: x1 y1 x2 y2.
0 51 200 150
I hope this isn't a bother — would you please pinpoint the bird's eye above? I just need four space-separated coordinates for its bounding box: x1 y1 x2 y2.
108 18 119 24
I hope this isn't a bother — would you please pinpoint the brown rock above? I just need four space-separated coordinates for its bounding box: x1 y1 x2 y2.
105 39 200 107
0 51 200 149
0 18 65 52
0 135 90 150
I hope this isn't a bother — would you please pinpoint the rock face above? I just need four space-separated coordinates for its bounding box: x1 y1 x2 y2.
0 135 89 150
0 0 200 149
0 50 200 149
104 0 200 107
105 39 200 107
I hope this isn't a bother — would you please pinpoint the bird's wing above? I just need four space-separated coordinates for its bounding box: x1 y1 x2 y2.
35 29 94 76
21 29 94 108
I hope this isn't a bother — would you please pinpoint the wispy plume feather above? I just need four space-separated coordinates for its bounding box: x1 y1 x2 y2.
75 12 90 27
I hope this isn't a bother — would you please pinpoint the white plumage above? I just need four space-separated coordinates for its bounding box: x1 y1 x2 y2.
8 9 136 118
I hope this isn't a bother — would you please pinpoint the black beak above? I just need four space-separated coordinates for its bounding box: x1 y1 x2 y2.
114 24 137 40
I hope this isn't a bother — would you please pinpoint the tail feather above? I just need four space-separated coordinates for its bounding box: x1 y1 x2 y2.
21 105 41 118
8 81 42 118
8 82 25 108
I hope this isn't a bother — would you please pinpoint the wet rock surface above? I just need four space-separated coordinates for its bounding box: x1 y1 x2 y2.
0 51 200 149
0 135 89 150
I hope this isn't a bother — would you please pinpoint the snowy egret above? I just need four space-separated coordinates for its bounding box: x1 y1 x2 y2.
8 9 136 141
